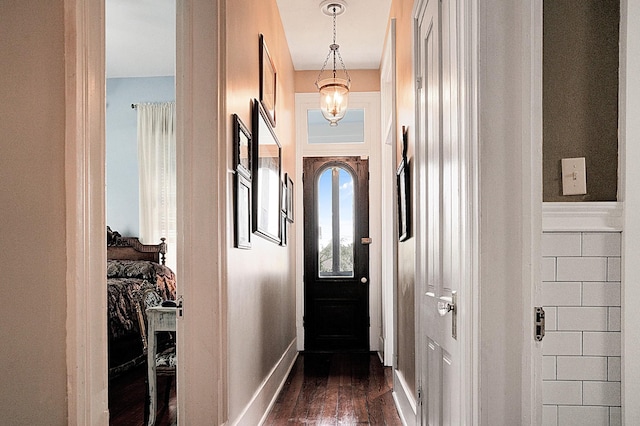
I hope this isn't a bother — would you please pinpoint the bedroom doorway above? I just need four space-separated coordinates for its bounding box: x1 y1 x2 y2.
106 0 178 423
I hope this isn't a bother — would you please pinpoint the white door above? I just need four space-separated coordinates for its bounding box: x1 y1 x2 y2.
415 0 468 423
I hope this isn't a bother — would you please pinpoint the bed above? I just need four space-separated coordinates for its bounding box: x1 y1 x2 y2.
107 226 177 377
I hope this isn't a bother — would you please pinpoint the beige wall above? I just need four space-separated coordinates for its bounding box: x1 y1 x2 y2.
0 1 68 423
387 0 418 398
295 69 380 93
543 0 619 201
225 0 298 422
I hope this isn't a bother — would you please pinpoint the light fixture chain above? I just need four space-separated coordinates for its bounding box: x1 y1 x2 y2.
315 2 351 88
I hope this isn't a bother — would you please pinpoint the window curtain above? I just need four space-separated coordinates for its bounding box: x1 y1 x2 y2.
137 102 177 272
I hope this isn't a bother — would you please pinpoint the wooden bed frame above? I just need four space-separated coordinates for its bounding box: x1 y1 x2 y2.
107 226 167 264
106 226 169 377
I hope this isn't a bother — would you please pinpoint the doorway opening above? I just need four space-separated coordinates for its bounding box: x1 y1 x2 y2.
106 0 178 423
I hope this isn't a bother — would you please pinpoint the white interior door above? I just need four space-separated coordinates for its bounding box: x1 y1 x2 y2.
415 0 465 423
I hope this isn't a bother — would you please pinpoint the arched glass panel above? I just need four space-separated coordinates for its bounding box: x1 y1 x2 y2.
317 166 354 277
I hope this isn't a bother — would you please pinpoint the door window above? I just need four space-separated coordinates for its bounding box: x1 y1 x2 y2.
317 166 354 278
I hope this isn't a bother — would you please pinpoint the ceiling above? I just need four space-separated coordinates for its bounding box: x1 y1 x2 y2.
106 0 391 78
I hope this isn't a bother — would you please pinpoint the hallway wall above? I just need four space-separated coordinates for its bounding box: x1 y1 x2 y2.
224 0 298 423
0 1 68 423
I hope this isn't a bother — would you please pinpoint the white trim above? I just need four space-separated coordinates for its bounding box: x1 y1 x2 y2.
65 0 108 423
233 340 298 426
522 1 544 423
621 0 640 423
380 18 397 367
542 202 623 232
176 0 226 423
393 369 417 426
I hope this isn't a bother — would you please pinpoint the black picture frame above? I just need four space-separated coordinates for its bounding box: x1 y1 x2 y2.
259 34 277 127
285 173 294 223
280 212 288 247
397 158 411 241
235 173 252 249
233 114 252 179
252 99 282 244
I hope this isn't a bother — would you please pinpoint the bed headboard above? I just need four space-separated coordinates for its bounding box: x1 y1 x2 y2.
107 226 167 265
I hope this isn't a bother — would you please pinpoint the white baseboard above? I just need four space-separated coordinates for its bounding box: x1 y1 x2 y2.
230 339 298 426
393 369 417 426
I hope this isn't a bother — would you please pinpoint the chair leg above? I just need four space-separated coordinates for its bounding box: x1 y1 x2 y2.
143 369 150 425
163 375 173 407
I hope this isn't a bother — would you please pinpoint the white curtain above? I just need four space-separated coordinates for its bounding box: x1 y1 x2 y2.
137 102 177 272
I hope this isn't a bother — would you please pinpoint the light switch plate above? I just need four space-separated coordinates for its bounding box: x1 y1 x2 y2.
561 157 587 195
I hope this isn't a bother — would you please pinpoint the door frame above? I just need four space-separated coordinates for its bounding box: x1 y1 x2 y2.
65 0 227 423
294 93 382 354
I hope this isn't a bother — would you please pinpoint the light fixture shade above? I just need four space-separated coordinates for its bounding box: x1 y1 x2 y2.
317 77 350 126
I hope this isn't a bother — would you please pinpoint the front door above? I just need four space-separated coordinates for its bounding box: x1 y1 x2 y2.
416 0 468 423
303 156 370 352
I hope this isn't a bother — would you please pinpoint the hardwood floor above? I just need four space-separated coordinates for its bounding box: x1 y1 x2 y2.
109 353 401 425
109 365 176 426
264 353 402 425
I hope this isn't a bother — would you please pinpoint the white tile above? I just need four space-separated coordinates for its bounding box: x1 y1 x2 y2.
543 282 582 306
542 233 581 257
542 257 557 282
545 307 557 331
582 282 621 306
543 331 582 356
583 381 621 406
556 356 607 380
583 332 621 356
557 406 609 426
582 232 621 256
607 258 621 281
557 307 608 331
557 257 607 282
608 307 621 332
543 356 557 380
543 380 582 405
608 357 621 381
543 405 557 426
610 406 621 426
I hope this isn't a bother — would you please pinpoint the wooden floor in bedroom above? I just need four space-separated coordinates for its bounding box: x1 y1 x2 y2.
264 352 402 425
109 364 176 426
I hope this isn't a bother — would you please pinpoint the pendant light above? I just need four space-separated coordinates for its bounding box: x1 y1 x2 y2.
315 1 351 126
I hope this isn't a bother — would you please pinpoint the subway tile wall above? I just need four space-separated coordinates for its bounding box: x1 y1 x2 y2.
542 232 621 426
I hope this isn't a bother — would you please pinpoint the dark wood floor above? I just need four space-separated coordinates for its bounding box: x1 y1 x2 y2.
109 365 177 426
109 352 400 425
264 352 402 425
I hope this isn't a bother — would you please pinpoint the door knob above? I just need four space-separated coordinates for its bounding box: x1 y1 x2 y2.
437 291 457 340
437 300 454 316
361 277 368 284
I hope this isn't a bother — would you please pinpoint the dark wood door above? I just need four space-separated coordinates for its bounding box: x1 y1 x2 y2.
303 156 369 352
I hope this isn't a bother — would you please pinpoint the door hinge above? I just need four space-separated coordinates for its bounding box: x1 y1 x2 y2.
417 386 423 404
417 76 423 90
534 307 545 341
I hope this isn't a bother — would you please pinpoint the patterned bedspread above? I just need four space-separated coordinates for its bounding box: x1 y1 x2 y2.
107 260 177 341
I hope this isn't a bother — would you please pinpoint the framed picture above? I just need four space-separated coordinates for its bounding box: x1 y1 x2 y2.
252 99 282 244
259 34 277 127
285 173 294 223
233 114 252 179
280 212 288 247
397 158 411 241
235 174 252 249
